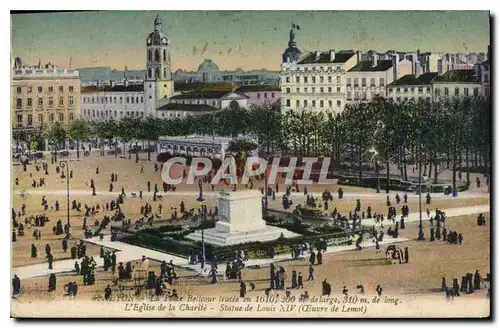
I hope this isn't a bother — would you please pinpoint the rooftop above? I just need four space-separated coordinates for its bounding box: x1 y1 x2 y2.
348 60 393 72
157 103 220 112
235 85 281 93
297 51 355 64
81 85 144 93
171 90 245 100
432 69 478 83
388 72 438 86
174 82 235 92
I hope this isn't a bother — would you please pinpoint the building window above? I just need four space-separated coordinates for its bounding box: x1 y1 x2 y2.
59 86 63 92
380 78 385 87
396 97 401 102
286 99 291 107
426 87 431 92
328 87 332 93
131 97 134 104
27 98 32 107
48 86 54 93
354 78 359 87
337 87 341 92
319 100 324 108
388 88 393 94
444 87 449 96
304 87 308 93
155 49 160 62
69 86 74 93
320 87 324 93
336 76 341 84
304 77 308 83
454 88 460 96
48 97 53 107
49 113 54 122
69 96 74 106
396 88 400 93
347 78 351 87
286 76 290 83
370 78 375 87
257 93 260 99
16 98 22 109
296 76 299 83
38 98 43 107
354 91 359 100
38 114 43 124
28 86 32 93
435 89 440 96
304 100 308 107
404 88 408 92
312 87 315 93
464 88 469 96
361 78 366 87
271 92 275 98
59 97 64 106
410 87 414 93
120 97 123 104
59 113 64 121
69 113 74 121
418 87 423 93
328 76 332 83
127 97 130 103
347 91 352 100
328 100 332 108
16 87 21 93
337 100 341 107
38 86 43 93
312 77 316 83
17 114 22 124
296 100 300 108
319 76 324 83
141 97 144 103
473 88 479 97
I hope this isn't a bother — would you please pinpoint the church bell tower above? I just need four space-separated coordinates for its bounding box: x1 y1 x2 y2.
144 15 174 117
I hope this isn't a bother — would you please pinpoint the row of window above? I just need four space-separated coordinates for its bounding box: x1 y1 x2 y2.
171 99 219 106
285 75 342 84
256 92 276 99
285 99 342 108
388 86 431 94
83 109 144 118
346 77 385 87
16 96 74 109
434 87 480 97
16 86 74 93
392 96 432 103
82 96 144 104
16 112 74 126
285 86 342 94
147 49 168 63
147 67 168 80
286 66 343 72
346 91 381 100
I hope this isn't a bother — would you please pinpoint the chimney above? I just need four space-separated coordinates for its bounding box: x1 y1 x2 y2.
330 50 336 62
356 51 361 64
315 51 321 61
372 55 378 68
392 55 398 82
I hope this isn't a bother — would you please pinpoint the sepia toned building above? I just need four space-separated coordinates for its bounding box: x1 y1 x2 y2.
11 57 80 132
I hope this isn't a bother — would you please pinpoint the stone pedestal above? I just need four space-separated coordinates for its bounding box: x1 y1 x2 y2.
186 190 300 246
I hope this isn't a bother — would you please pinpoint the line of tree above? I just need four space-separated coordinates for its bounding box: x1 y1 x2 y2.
41 96 490 192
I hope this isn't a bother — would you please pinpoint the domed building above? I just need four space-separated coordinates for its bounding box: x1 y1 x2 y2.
282 27 302 64
197 59 221 82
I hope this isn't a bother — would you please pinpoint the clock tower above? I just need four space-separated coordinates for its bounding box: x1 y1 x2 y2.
144 15 174 117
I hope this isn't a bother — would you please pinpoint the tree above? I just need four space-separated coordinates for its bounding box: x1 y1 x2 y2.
68 120 88 159
45 122 66 164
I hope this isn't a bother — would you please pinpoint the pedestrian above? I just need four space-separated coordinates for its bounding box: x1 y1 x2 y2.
307 263 314 281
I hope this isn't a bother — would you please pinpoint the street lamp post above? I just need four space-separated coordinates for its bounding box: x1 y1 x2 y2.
197 179 204 202
59 160 71 238
201 205 206 270
417 145 425 241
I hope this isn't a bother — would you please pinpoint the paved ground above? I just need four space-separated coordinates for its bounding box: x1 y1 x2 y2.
12 203 489 280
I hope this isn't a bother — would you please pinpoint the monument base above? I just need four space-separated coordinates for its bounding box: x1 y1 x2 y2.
185 226 300 247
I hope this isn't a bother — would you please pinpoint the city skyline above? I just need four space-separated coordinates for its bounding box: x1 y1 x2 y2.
11 10 490 71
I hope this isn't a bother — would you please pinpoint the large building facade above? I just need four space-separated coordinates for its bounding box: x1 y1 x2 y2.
11 58 80 131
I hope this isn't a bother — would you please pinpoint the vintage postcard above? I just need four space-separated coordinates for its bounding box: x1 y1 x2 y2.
10 10 491 318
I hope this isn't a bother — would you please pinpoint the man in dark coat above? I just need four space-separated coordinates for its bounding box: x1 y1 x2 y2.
317 251 323 265
48 253 54 269
12 275 21 295
48 273 56 292
71 245 77 259
12 229 16 242
105 285 112 300
62 239 68 252
31 244 37 258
